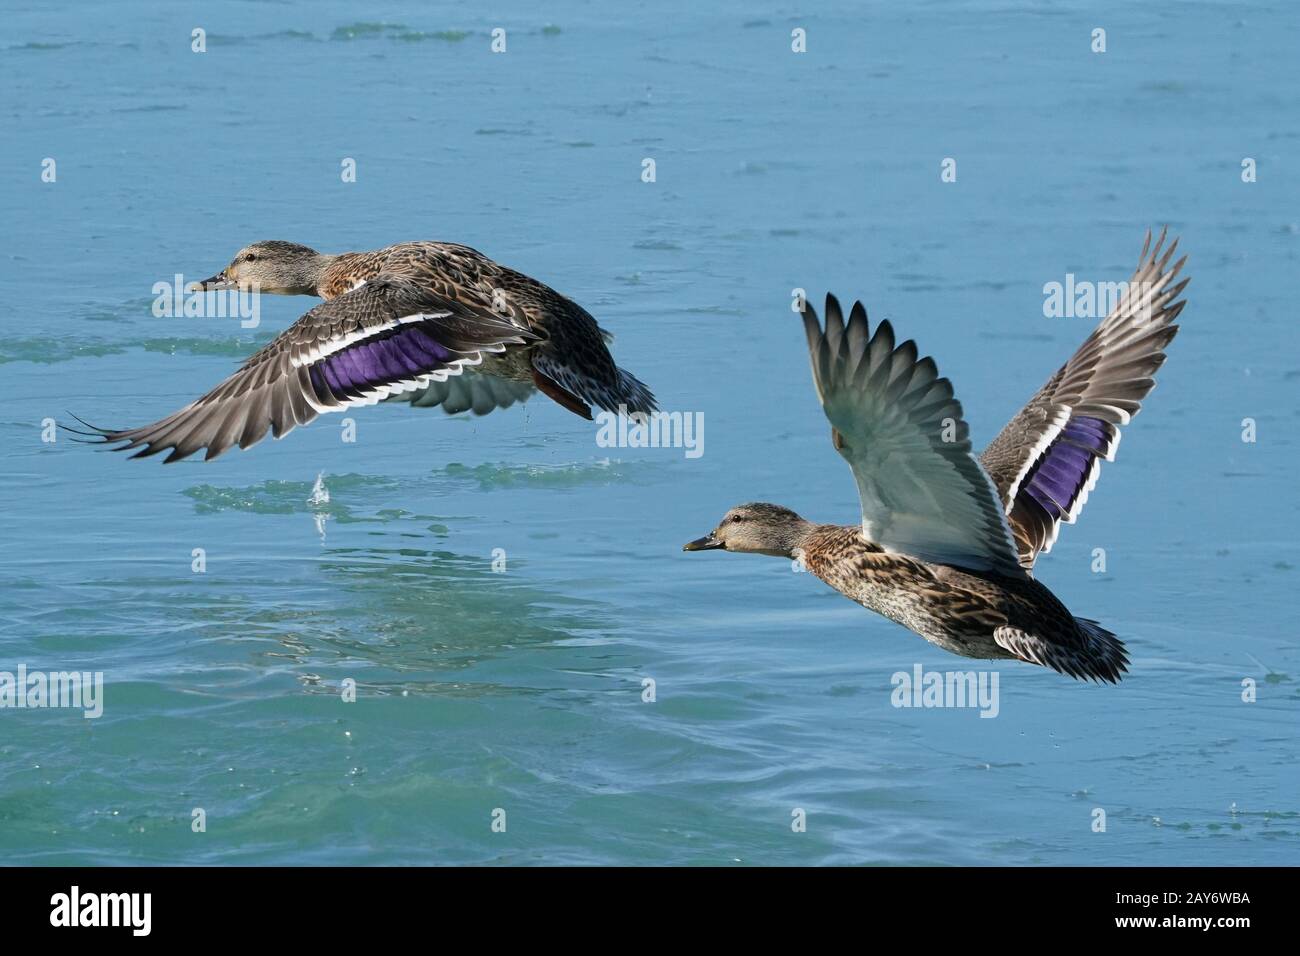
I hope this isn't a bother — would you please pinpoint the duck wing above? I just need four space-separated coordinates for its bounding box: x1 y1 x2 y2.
802 294 1022 575
979 229 1188 570
75 275 534 463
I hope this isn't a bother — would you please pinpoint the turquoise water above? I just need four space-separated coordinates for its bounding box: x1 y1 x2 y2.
2 0 1297 865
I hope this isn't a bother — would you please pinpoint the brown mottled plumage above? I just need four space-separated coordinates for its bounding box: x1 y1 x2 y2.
796 524 1118 680
73 240 656 462
684 230 1189 683
316 242 653 417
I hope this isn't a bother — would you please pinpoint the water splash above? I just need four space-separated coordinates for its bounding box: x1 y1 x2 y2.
307 472 330 507
308 472 331 540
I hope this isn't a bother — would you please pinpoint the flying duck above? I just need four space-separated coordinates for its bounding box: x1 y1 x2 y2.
683 230 1188 682
74 240 657 462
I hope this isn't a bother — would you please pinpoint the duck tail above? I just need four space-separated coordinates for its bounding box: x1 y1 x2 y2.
532 352 658 418
1071 617 1130 683
609 367 658 415
594 326 656 411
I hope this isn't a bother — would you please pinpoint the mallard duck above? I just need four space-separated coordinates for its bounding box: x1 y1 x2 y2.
684 230 1188 682
74 240 657 462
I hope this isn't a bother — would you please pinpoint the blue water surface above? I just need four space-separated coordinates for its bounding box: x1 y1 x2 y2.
1 0 1297 865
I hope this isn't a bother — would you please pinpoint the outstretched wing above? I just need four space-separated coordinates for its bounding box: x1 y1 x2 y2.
76 276 535 462
979 229 1188 569
802 294 1022 575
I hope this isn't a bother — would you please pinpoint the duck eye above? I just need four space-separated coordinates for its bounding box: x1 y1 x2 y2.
243 253 257 262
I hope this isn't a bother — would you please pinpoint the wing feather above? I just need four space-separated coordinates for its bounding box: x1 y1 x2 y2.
391 369 536 416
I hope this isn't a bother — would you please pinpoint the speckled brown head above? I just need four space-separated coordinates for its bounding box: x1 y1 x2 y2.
683 502 812 558
192 241 325 295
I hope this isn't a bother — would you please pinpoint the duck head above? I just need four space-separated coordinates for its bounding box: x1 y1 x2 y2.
191 241 327 295
683 502 812 558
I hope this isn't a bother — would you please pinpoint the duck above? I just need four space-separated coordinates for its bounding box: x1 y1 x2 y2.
683 229 1188 682
73 240 657 462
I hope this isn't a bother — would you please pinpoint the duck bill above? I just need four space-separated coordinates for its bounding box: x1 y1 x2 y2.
682 533 724 552
188 271 234 292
